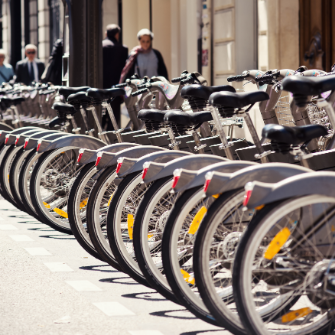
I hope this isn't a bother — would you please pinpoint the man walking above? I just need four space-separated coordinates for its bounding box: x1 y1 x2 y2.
102 24 128 129
15 44 45 85
0 49 14 85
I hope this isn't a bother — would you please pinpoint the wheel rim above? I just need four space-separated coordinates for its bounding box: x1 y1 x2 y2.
113 174 152 274
73 166 100 247
239 195 335 334
92 170 118 259
170 189 216 312
33 147 82 230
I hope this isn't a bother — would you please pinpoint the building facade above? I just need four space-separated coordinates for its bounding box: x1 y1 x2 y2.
1 0 333 83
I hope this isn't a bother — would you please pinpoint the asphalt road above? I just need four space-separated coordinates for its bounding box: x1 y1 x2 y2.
0 199 231 335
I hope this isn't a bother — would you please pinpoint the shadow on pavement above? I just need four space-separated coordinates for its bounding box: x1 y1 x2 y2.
179 330 223 335
80 264 118 273
150 309 197 320
99 276 141 285
122 291 166 302
39 234 76 240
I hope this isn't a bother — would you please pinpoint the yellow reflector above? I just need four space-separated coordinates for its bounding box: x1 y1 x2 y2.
255 204 265 211
148 234 153 239
53 208 68 218
43 202 51 209
212 193 220 199
188 206 207 235
107 193 114 207
79 198 88 209
127 214 134 240
180 269 195 285
281 307 312 323
264 227 291 260
7 174 9 180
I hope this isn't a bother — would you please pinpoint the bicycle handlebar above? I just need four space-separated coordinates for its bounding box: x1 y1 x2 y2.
114 83 128 88
255 71 280 84
131 88 149 96
171 76 183 83
227 73 249 82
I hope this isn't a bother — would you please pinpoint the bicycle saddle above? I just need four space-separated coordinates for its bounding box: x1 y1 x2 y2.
52 102 76 115
181 84 236 100
282 75 335 95
138 109 169 122
262 124 327 145
87 88 125 101
209 91 269 108
164 110 212 126
67 92 92 105
59 86 90 99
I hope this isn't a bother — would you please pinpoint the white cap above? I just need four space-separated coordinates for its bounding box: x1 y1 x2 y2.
137 28 154 40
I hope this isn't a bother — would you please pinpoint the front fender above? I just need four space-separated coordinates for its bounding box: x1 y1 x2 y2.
6 129 47 146
97 145 166 170
117 149 189 177
247 171 335 209
174 161 259 194
78 143 139 166
206 163 311 196
25 132 69 150
38 134 106 153
143 154 227 183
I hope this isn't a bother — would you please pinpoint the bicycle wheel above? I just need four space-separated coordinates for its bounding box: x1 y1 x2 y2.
233 195 335 335
86 165 122 271
67 162 104 261
132 176 181 301
162 186 219 326
18 150 44 221
30 147 81 234
9 147 33 213
0 145 25 210
107 172 153 286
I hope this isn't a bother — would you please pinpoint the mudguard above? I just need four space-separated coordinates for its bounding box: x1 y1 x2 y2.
78 143 139 166
143 154 227 184
117 149 189 177
0 127 40 145
206 163 311 197
246 171 335 209
7 129 44 146
96 145 167 170
173 161 259 194
14 130 61 147
37 134 106 153
24 132 69 150
5 129 48 146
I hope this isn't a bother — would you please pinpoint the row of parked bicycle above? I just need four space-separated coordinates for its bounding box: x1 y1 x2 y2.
1 66 335 335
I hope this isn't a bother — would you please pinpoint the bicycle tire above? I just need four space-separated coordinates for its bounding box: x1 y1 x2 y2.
67 162 104 261
0 145 25 210
86 165 122 271
233 195 335 335
30 147 79 234
132 176 180 300
162 186 219 326
18 149 43 221
107 172 151 285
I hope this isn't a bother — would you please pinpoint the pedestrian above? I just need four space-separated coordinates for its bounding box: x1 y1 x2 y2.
15 44 45 85
0 49 14 85
119 28 168 83
41 39 63 85
102 24 128 129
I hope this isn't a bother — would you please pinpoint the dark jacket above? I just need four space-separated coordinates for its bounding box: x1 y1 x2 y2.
41 39 63 85
125 49 168 81
103 38 128 88
15 58 45 85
